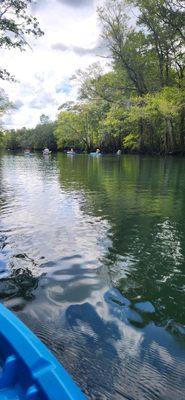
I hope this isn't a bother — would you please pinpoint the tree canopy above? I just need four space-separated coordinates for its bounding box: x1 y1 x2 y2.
53 0 185 154
3 117 57 151
0 0 43 80
0 0 44 136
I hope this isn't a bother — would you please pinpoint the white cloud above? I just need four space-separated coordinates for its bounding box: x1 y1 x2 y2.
1 0 106 129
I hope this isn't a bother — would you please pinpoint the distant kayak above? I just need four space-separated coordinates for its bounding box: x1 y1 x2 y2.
0 303 86 400
89 152 102 157
24 152 33 156
67 151 76 156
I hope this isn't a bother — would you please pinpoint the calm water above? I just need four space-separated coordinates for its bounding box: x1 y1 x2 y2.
0 152 185 399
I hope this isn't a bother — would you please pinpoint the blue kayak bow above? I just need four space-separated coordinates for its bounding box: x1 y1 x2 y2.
0 304 86 400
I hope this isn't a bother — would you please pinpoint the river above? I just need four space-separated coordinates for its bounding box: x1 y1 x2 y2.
0 152 185 399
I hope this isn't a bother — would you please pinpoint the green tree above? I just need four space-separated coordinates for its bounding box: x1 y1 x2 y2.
123 87 184 153
50 0 185 154
100 104 127 151
55 97 109 151
132 0 185 87
0 0 43 80
0 88 10 119
4 129 21 150
98 1 158 95
75 64 131 104
32 122 57 150
55 109 85 150
98 0 185 92
40 114 50 125
0 88 12 146
4 121 57 151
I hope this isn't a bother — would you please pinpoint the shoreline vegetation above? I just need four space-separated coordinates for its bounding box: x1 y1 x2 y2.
0 0 184 156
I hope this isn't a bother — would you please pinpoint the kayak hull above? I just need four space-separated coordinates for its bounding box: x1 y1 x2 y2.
89 152 101 157
0 304 86 400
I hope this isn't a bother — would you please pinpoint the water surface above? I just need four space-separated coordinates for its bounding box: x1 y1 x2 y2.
0 153 185 399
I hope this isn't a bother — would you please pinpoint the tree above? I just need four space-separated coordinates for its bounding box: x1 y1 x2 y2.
100 104 127 151
4 129 21 150
75 64 132 104
32 122 57 150
0 88 12 141
55 107 87 150
133 0 185 87
0 0 43 80
0 88 10 118
98 0 185 92
4 122 57 151
98 1 156 95
56 97 109 151
40 114 50 125
123 87 184 153
53 0 185 154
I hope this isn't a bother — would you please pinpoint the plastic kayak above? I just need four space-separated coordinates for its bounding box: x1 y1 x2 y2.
67 151 76 156
24 152 33 156
89 152 101 157
0 303 86 400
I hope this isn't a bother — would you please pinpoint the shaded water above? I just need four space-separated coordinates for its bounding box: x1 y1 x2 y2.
0 152 185 399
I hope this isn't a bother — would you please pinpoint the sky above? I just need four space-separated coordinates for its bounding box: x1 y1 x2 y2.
1 0 107 129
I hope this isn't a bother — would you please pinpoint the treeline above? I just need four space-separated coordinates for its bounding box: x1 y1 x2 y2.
55 0 185 154
1 0 185 154
1 115 57 151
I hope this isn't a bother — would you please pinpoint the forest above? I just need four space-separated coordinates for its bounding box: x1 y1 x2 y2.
0 0 185 154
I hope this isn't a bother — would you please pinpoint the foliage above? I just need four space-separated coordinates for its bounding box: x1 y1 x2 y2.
123 87 184 153
54 0 184 154
4 118 57 151
0 0 44 80
0 88 12 147
0 88 11 118
55 110 83 149
123 133 140 151
134 0 185 87
55 101 108 150
0 1 43 144
40 114 50 125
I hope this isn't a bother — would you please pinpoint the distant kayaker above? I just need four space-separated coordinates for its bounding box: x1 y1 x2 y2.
43 147 50 155
96 148 100 154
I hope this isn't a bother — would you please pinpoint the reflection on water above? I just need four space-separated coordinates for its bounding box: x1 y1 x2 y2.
0 153 185 399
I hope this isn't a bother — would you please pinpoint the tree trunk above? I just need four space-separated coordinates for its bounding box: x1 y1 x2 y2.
180 106 185 151
165 52 170 86
138 118 144 152
165 116 173 152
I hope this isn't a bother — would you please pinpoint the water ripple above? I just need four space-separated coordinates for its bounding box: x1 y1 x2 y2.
1 154 185 399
